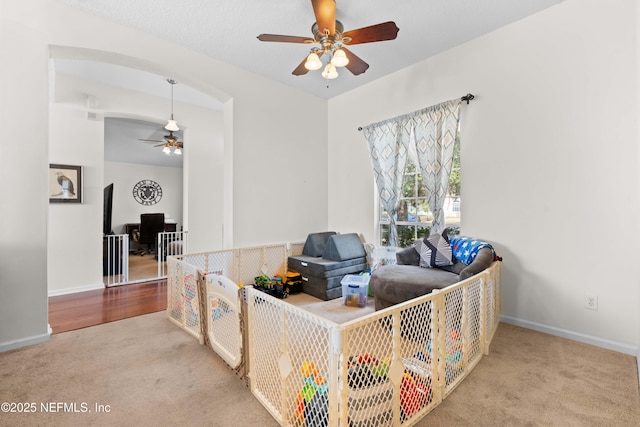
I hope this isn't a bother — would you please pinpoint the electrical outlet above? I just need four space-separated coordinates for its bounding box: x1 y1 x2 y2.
585 294 598 310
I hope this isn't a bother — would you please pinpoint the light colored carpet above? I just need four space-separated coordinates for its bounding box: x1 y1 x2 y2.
0 312 638 426
426 325 640 426
0 312 278 427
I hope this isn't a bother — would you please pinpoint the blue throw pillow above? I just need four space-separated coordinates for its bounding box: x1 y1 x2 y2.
450 236 495 265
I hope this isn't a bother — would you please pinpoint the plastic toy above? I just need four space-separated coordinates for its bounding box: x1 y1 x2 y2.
254 275 271 287
183 273 199 324
400 372 430 418
447 329 463 364
447 350 462 364
347 353 389 389
211 299 221 321
284 271 303 294
296 362 328 426
253 275 288 299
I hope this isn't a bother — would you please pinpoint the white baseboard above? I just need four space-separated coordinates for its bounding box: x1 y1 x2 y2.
48 282 104 297
0 332 50 353
500 315 638 356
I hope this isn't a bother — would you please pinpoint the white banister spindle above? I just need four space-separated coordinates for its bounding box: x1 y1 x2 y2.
104 234 129 287
158 231 188 277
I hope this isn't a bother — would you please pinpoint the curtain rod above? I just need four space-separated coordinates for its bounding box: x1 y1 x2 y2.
357 93 475 131
460 93 475 104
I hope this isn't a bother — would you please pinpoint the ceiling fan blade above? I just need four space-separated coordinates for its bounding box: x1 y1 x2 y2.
292 57 310 76
342 47 369 75
257 34 314 43
343 21 399 45
154 143 166 147
311 0 336 35
139 139 163 143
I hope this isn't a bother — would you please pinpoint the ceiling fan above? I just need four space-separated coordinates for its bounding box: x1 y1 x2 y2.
137 78 183 155
139 131 184 155
257 0 399 79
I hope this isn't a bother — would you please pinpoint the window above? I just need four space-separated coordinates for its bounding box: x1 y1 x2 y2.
379 136 461 248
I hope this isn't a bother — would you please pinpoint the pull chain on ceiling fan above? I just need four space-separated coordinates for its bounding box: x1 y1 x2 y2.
257 0 399 80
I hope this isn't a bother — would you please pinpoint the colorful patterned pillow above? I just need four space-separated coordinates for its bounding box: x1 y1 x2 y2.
418 230 454 268
450 236 495 265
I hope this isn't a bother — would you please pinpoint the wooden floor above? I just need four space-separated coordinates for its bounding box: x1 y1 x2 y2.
126 253 162 282
48 279 167 334
103 253 162 284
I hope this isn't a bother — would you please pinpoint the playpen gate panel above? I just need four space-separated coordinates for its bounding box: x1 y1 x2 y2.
440 276 487 398
341 311 396 427
204 273 243 369
246 287 337 427
237 245 288 285
167 257 202 342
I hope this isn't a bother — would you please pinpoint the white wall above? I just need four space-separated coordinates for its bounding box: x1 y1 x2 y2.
328 0 639 354
182 102 224 253
232 91 329 246
104 161 183 234
0 3 50 351
48 102 104 295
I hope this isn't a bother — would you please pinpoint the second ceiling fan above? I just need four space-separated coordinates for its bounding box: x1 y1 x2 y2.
257 0 399 79
140 131 183 155
138 78 183 155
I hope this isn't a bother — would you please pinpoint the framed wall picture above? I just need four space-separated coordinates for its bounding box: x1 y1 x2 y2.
49 164 83 204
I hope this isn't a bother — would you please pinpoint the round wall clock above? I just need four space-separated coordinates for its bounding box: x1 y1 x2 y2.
132 179 163 206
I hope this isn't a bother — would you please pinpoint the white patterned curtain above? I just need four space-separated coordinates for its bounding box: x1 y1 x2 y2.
362 119 411 246
363 98 462 242
413 99 461 232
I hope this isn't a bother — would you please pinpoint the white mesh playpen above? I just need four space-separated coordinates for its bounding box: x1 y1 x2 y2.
167 243 500 426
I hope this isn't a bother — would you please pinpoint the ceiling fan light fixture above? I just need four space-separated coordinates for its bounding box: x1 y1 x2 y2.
165 119 179 132
162 145 171 154
164 78 180 131
331 49 349 67
304 52 322 71
174 147 182 155
321 63 338 79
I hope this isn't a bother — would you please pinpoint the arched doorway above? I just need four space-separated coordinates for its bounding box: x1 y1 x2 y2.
103 116 184 284
48 49 227 295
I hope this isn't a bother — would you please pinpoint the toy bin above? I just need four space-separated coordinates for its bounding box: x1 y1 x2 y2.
341 274 370 307
348 380 393 427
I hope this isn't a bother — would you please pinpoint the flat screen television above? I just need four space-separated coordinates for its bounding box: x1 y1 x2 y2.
103 183 114 235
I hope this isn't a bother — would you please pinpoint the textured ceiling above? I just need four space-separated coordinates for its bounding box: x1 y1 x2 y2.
59 0 564 167
62 0 564 99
